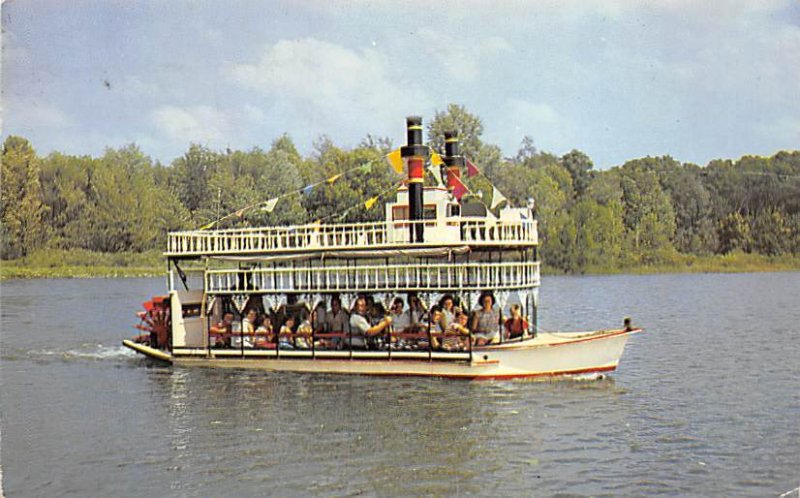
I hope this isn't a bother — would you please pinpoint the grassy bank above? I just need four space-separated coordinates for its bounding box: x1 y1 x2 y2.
582 251 800 275
0 249 164 280
2 249 799 280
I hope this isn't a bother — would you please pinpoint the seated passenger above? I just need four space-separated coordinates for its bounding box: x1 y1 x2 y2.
278 316 295 350
471 293 500 346
427 306 444 349
367 302 389 349
407 294 426 327
442 309 471 351
389 298 411 349
236 308 258 348
210 311 235 347
348 296 391 349
295 310 313 349
504 304 529 340
313 301 328 333
324 296 349 349
255 315 274 348
390 298 410 331
439 295 456 330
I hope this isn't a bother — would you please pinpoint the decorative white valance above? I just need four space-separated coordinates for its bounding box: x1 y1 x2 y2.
264 294 282 312
205 295 217 314
468 291 482 310
495 290 511 313
517 289 530 313
339 292 354 312
231 294 249 314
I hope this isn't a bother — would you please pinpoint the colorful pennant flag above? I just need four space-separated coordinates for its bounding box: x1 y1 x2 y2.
199 221 216 230
326 173 343 184
427 164 443 186
430 151 444 166
452 176 468 201
385 148 404 175
466 158 480 178
235 208 246 218
364 196 379 210
302 184 314 196
490 186 508 210
260 197 279 213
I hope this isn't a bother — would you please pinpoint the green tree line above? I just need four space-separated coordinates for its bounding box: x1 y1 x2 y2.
2 104 799 273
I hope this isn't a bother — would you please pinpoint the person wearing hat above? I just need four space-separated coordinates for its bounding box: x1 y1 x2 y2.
471 292 500 346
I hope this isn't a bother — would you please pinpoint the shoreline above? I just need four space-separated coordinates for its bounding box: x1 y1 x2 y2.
2 254 798 280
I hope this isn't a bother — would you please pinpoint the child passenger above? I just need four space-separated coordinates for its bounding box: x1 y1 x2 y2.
295 312 313 349
504 304 529 340
279 316 295 350
255 315 274 348
442 310 470 351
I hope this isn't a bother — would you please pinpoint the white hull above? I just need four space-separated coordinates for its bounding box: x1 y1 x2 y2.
124 328 640 380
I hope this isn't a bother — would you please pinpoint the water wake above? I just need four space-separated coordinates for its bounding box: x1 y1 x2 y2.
27 344 137 362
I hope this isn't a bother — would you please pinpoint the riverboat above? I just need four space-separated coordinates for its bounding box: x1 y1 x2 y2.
123 117 641 379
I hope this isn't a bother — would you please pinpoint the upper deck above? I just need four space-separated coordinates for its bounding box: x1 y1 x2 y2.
166 217 537 259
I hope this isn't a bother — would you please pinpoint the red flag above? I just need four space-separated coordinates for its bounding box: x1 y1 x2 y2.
452 176 468 201
466 158 480 178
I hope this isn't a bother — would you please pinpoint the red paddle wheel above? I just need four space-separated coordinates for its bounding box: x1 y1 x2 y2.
134 296 171 349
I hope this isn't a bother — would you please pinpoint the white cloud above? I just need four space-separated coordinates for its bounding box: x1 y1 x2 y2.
151 105 232 146
242 104 265 123
416 28 511 82
3 99 73 132
121 76 161 98
494 98 575 154
507 99 562 127
229 38 431 135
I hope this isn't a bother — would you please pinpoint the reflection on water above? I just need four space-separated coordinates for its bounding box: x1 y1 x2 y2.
140 367 627 497
2 273 799 496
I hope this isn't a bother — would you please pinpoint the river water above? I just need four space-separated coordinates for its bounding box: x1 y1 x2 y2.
1 272 798 497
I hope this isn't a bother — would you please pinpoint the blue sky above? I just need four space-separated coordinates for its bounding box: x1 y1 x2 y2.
2 0 798 169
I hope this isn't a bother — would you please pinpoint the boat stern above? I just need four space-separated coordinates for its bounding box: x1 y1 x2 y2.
123 339 173 363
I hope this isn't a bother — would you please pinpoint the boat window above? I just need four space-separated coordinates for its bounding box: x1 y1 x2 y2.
392 205 437 221
182 303 202 318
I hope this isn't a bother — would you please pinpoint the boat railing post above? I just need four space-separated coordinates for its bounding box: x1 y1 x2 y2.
427 293 433 362
240 317 245 358
468 330 473 363
387 323 392 361
498 305 504 344
311 325 316 360
348 312 353 360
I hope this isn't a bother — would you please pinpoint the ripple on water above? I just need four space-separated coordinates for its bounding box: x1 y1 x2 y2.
2 273 800 497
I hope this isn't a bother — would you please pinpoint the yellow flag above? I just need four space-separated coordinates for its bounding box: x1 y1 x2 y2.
430 151 444 166
326 173 343 184
199 222 215 230
385 148 403 174
364 196 379 210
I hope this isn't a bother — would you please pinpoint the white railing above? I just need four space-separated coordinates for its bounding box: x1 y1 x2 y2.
166 219 537 257
205 261 540 294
